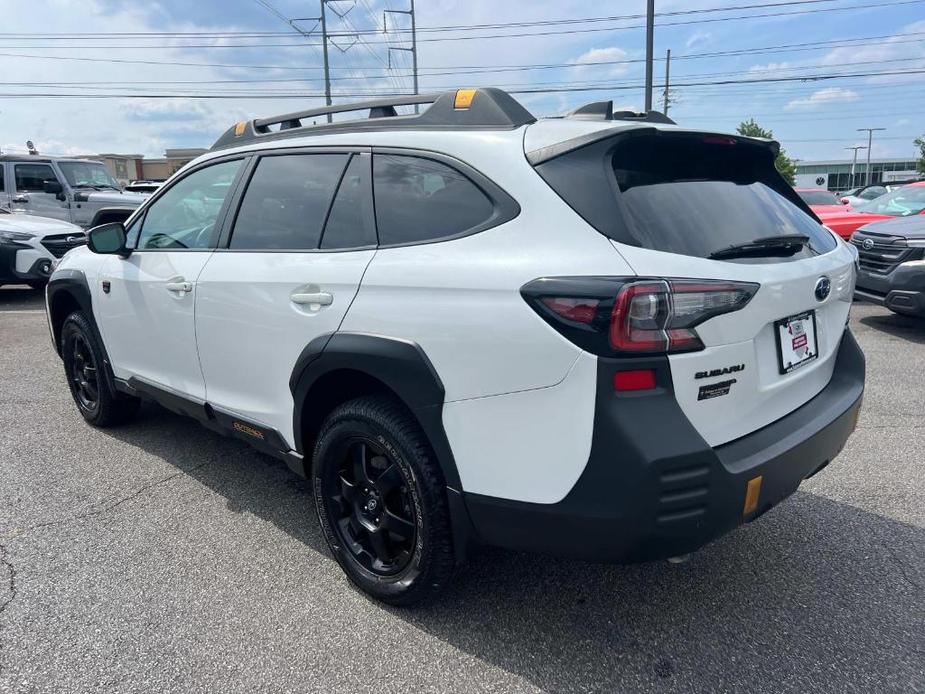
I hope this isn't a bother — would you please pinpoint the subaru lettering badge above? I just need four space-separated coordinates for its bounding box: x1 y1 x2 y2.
862 238 874 250
815 276 831 302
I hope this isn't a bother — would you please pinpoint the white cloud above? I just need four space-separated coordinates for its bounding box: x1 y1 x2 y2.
570 47 630 77
785 87 860 111
685 31 712 49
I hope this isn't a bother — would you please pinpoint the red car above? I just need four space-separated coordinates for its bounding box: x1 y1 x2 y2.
795 188 849 215
817 181 925 239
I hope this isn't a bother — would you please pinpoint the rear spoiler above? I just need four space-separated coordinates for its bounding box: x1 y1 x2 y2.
526 125 780 166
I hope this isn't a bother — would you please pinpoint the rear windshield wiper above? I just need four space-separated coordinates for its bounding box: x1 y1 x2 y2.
709 234 810 260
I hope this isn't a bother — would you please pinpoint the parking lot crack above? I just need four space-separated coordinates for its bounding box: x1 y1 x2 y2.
9 462 210 538
0 542 17 677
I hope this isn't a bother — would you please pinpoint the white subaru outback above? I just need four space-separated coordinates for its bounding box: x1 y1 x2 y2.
46 89 865 605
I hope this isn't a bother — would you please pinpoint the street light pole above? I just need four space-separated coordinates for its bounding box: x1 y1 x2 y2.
857 127 885 186
845 145 867 188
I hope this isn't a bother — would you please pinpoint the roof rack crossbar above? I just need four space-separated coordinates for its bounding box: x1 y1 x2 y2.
253 93 437 132
211 88 537 150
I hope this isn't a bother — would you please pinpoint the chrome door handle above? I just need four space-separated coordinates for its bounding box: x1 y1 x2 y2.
11 195 28 203
290 291 333 306
165 280 192 293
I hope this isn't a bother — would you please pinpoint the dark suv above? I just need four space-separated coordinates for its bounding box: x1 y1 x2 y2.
852 216 925 317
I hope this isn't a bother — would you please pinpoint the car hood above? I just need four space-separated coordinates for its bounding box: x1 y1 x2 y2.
856 215 925 240
0 213 83 235
73 189 148 206
817 209 895 224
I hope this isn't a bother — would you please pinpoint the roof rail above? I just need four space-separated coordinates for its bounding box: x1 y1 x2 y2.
211 88 536 150
565 100 676 125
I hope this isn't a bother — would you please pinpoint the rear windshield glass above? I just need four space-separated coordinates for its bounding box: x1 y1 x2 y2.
797 190 839 206
611 135 836 259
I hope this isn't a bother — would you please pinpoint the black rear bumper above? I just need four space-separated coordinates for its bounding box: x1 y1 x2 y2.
465 331 865 562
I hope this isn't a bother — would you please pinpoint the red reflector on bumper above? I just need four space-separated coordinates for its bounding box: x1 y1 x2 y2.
613 369 657 391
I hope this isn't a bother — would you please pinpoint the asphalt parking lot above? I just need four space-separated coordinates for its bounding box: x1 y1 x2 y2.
0 286 922 694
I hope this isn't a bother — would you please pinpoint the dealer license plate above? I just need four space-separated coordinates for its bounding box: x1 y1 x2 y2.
775 311 818 374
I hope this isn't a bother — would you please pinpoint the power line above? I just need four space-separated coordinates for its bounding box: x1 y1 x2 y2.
0 0 903 39
0 0 919 49
2 67 924 99
0 30 920 74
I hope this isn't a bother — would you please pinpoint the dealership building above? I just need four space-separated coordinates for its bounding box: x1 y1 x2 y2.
794 157 921 192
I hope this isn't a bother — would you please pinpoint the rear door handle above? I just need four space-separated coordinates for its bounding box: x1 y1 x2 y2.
165 280 193 293
11 195 28 203
290 291 333 307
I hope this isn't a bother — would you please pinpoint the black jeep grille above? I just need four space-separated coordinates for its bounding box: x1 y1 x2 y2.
850 232 923 275
41 232 87 258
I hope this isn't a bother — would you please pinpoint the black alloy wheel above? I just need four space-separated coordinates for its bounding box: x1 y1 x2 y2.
312 395 456 605
70 332 100 413
61 311 141 427
324 437 417 575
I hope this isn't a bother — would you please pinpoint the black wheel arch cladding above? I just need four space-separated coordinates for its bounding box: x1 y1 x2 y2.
47 269 120 399
290 332 463 491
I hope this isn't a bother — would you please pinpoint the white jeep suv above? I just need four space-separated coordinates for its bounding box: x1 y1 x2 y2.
46 89 865 604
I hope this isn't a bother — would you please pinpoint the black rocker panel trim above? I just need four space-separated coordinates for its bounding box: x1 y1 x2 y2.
289 332 462 491
120 376 301 468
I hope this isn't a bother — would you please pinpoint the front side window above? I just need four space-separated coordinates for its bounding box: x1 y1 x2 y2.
136 159 242 250
230 153 348 250
57 161 120 190
15 164 57 192
373 154 494 246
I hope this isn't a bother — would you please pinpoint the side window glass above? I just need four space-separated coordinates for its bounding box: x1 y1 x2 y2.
230 154 348 250
0 165 4 193
320 155 375 250
15 164 57 193
136 159 241 250
373 154 494 246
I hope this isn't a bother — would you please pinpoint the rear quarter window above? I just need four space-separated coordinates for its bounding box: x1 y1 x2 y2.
372 153 496 246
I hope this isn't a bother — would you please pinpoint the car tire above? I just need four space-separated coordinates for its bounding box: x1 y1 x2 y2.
312 395 455 606
61 311 141 427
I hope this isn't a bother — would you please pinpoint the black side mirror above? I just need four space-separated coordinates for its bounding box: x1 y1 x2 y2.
87 222 131 258
43 179 63 195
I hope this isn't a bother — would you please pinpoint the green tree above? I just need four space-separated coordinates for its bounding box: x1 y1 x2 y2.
915 134 925 175
736 118 797 186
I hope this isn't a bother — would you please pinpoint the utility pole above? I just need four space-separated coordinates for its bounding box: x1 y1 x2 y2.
384 0 419 111
857 127 885 186
662 48 671 115
320 1 333 122
644 0 655 112
844 145 867 188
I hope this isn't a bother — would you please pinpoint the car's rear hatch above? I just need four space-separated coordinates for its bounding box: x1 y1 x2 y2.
528 122 857 447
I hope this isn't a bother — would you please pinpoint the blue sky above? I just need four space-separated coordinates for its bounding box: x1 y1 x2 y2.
1 0 923 162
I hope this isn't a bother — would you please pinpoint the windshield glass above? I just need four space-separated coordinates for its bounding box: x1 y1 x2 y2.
798 190 839 206
57 161 121 189
610 135 836 259
857 186 925 217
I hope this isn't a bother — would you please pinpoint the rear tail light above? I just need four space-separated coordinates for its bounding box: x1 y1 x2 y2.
522 277 758 356
611 280 756 353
